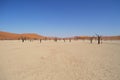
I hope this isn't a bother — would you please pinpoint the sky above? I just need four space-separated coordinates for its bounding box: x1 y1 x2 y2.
0 0 120 37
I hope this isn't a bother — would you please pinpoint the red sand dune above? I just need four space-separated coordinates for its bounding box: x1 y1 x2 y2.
0 31 45 40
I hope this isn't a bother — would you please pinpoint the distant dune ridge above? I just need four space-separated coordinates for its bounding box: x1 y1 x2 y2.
0 31 120 40
0 31 45 40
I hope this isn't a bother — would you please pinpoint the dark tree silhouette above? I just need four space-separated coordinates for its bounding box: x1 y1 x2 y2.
95 34 102 44
101 38 102 44
40 39 42 43
54 38 57 42
69 39 71 42
90 37 93 44
98 36 101 44
30 39 32 42
63 38 65 42
21 37 25 42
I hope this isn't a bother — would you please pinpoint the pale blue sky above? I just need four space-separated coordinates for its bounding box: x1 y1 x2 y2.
0 0 120 37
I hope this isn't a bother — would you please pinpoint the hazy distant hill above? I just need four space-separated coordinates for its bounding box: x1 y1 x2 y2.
0 31 120 40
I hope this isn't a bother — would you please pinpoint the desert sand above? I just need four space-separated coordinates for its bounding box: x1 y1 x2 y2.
0 40 120 80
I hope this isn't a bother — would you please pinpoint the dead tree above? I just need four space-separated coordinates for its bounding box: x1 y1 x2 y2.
22 39 24 42
90 37 93 44
54 38 57 42
101 38 102 44
30 39 32 42
40 39 42 43
63 38 65 42
21 37 25 42
95 34 101 44
69 39 71 42
98 36 100 44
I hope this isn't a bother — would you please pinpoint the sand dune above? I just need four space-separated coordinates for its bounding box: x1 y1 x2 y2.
0 40 120 80
0 31 45 40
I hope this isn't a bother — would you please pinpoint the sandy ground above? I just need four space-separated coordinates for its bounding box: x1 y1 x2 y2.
0 40 120 80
